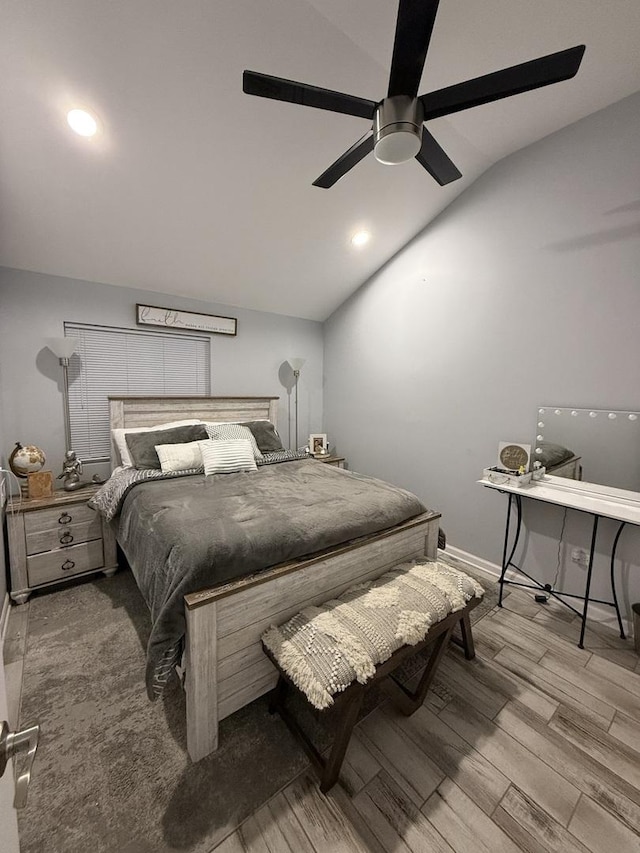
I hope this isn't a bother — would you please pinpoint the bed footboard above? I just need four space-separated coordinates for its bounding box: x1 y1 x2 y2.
184 510 440 762
185 602 219 761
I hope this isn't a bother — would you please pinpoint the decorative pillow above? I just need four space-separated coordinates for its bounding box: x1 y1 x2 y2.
536 441 575 468
112 420 202 467
125 424 208 469
242 420 284 453
200 439 258 475
204 423 263 460
155 440 204 473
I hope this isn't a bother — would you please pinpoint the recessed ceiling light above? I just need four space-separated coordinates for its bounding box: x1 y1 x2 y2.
351 230 370 247
67 109 98 137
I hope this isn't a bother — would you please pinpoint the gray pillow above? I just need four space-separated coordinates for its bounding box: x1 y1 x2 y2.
536 441 575 468
243 420 284 453
125 424 208 469
205 423 263 460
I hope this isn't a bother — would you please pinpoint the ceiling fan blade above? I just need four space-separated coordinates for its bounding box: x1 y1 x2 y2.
313 131 374 188
420 45 586 121
243 70 377 120
388 0 441 98
415 128 462 185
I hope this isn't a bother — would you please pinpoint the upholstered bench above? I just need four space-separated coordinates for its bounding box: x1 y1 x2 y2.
262 560 484 792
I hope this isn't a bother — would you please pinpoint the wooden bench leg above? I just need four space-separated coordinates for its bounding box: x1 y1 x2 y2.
270 675 364 794
269 675 288 715
450 611 476 660
320 686 365 793
459 611 476 659
385 625 454 716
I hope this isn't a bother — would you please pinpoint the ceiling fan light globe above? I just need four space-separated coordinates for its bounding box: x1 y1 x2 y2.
374 128 422 165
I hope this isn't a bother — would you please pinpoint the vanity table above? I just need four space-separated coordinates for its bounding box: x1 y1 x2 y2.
479 474 640 648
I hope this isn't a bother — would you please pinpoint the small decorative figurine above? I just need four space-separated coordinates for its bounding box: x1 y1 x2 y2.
58 450 88 491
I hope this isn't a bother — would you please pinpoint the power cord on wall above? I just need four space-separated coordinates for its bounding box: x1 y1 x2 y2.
535 507 567 603
552 508 568 591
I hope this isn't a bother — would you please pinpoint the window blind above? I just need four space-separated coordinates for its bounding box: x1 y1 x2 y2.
64 323 211 462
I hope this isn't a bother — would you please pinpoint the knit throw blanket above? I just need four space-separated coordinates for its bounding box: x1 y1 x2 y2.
262 560 484 710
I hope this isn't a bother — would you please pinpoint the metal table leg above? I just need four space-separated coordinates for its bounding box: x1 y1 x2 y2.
578 514 600 649
610 521 627 639
498 493 522 607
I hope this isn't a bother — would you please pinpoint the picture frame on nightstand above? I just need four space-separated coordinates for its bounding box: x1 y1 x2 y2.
309 433 328 456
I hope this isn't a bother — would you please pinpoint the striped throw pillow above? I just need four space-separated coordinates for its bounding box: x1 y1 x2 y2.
204 422 263 460
200 439 258 475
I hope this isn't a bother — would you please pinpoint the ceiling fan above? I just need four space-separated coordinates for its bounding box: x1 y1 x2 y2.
243 0 585 188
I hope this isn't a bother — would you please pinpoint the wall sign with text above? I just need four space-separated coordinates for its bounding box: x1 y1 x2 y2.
136 304 237 336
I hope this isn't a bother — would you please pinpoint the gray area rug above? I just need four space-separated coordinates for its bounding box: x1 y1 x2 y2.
17 556 498 853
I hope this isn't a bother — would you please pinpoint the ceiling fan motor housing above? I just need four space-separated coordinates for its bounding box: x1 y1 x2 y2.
373 96 424 164
244 1 585 186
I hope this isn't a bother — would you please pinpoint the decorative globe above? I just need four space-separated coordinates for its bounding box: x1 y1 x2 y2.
8 442 46 479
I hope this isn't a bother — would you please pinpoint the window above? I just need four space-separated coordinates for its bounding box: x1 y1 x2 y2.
65 323 211 462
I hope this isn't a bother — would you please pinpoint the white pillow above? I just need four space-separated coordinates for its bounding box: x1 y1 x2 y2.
112 420 202 468
155 440 204 473
200 439 257 475
204 422 263 460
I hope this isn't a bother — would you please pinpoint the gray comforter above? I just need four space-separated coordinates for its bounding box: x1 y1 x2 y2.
92 458 426 697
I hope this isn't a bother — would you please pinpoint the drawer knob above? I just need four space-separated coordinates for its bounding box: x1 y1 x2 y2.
59 531 74 546
61 559 75 571
58 512 72 525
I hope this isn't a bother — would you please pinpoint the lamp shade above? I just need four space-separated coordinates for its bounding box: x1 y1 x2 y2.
288 358 305 373
45 337 79 359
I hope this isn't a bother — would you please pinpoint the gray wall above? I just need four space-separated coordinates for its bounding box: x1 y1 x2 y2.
0 268 323 484
324 92 640 623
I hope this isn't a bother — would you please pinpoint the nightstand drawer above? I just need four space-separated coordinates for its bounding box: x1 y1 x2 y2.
27 539 105 586
25 518 103 555
314 455 346 468
24 502 96 534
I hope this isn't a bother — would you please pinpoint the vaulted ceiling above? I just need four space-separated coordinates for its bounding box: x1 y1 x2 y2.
1 1 639 320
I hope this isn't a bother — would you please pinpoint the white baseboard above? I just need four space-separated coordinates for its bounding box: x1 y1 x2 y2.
443 545 502 581
443 544 632 636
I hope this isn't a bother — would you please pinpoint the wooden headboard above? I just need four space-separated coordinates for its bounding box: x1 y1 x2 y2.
108 396 279 466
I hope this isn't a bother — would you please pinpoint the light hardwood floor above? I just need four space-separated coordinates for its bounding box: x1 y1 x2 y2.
213 565 640 853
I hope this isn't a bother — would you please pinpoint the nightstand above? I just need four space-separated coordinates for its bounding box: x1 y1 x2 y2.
314 455 346 468
6 485 117 604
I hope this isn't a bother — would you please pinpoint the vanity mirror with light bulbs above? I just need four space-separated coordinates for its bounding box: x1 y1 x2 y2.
477 404 640 648
534 406 640 493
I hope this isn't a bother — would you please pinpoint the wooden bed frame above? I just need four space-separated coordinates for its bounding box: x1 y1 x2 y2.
109 396 441 761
